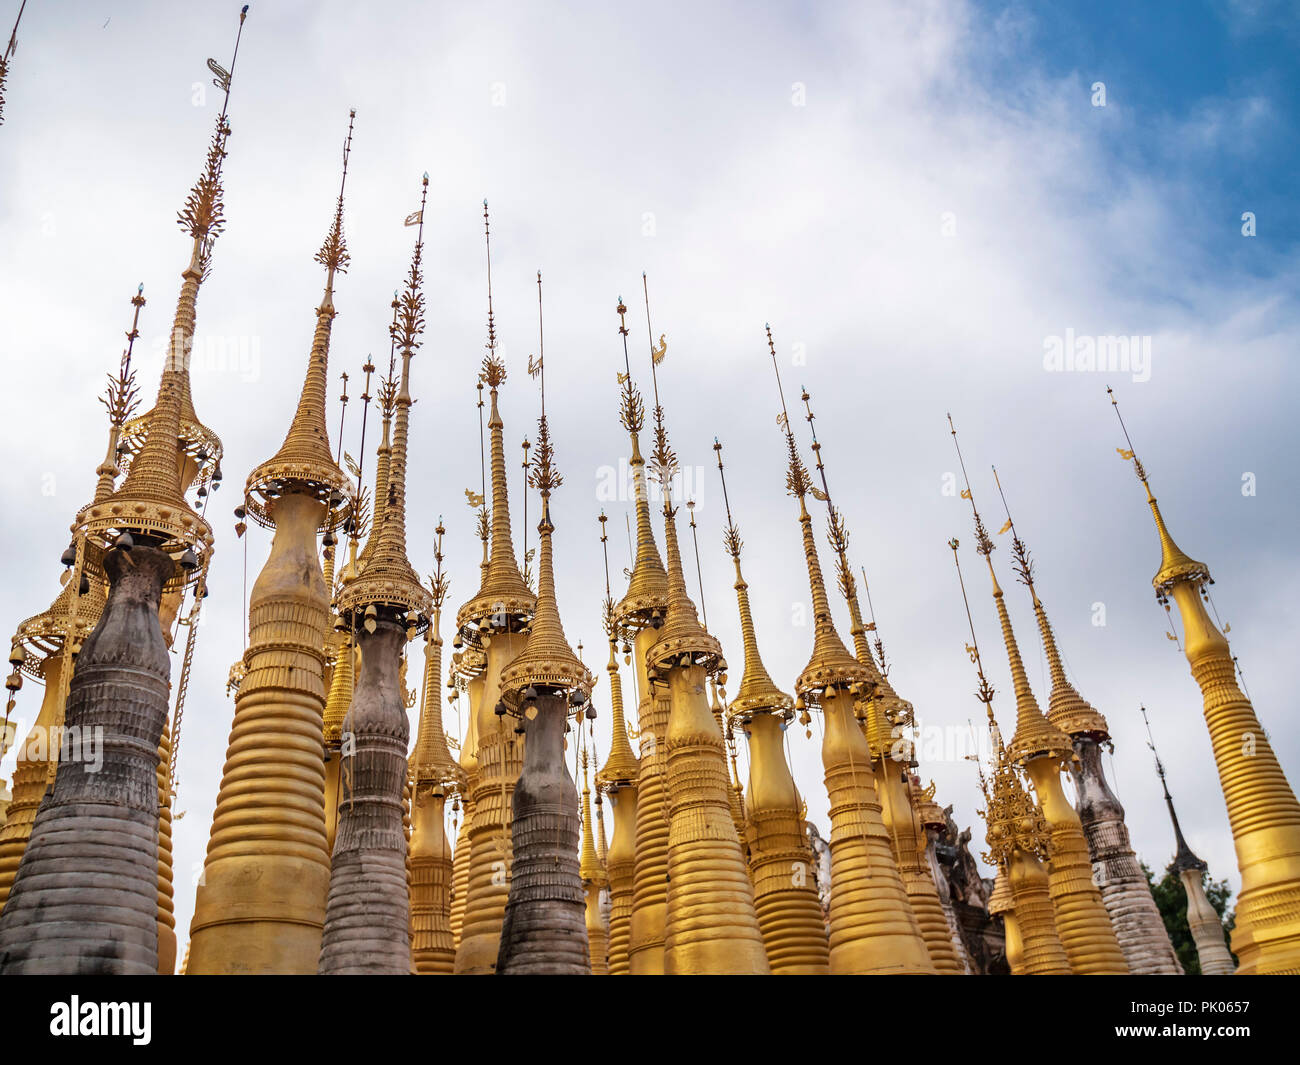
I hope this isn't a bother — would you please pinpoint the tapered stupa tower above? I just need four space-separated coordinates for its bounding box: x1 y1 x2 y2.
409 523 464 974
768 327 933 975
0 10 248 974
644 301 767 976
594 511 638 974
990 467 1179 974
950 419 1126 974
453 204 537 974
610 295 671 975
797 385 962 974
580 751 609 974
0 286 142 913
1112 390 1300 974
714 440 830 974
188 111 355 975
496 327 594 974
1144 708 1235 974
319 176 433 974
950 539 1070 975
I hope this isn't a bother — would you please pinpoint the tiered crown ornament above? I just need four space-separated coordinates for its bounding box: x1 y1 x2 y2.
336 176 433 632
242 111 356 530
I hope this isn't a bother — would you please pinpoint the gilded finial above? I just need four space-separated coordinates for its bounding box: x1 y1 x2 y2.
480 199 505 385
642 274 677 500
1107 387 1210 596
314 108 355 285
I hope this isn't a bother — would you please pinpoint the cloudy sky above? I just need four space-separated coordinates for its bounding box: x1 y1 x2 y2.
2 0 1297 957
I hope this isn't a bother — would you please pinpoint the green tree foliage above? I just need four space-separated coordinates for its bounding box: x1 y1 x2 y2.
1142 861 1235 975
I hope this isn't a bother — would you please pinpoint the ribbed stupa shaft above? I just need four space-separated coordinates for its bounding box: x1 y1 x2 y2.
819 687 934 974
990 576 1126 974
1181 867 1236 975
0 653 65 911
318 619 411 974
187 493 331 973
580 765 608 974
1164 567 1300 973
661 664 769 974
454 633 526 973
1072 739 1181 973
1007 847 1071 974
0 546 174 974
496 695 589 974
744 713 830 973
875 756 964 974
604 783 636 975
1023 758 1127 974
449 800 472 949
629 627 669 974
410 785 454 973
654 510 767 974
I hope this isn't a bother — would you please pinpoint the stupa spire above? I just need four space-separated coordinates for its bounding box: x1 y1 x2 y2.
768 324 931 975
411 522 460 785
0 7 250 975
92 285 146 503
320 174 433 975
949 416 1126 974
988 467 1179 973
714 440 829 974
188 108 365 976
1109 389 1298 973
1142 707 1236 974
244 111 355 528
644 300 765 977
950 538 1069 975
612 295 669 625
495 280 593 974
596 512 638 785
458 203 535 636
796 387 959 972
767 329 865 699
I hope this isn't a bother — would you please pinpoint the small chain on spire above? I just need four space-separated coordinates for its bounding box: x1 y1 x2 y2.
687 499 707 631
860 566 888 676
714 438 742 560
